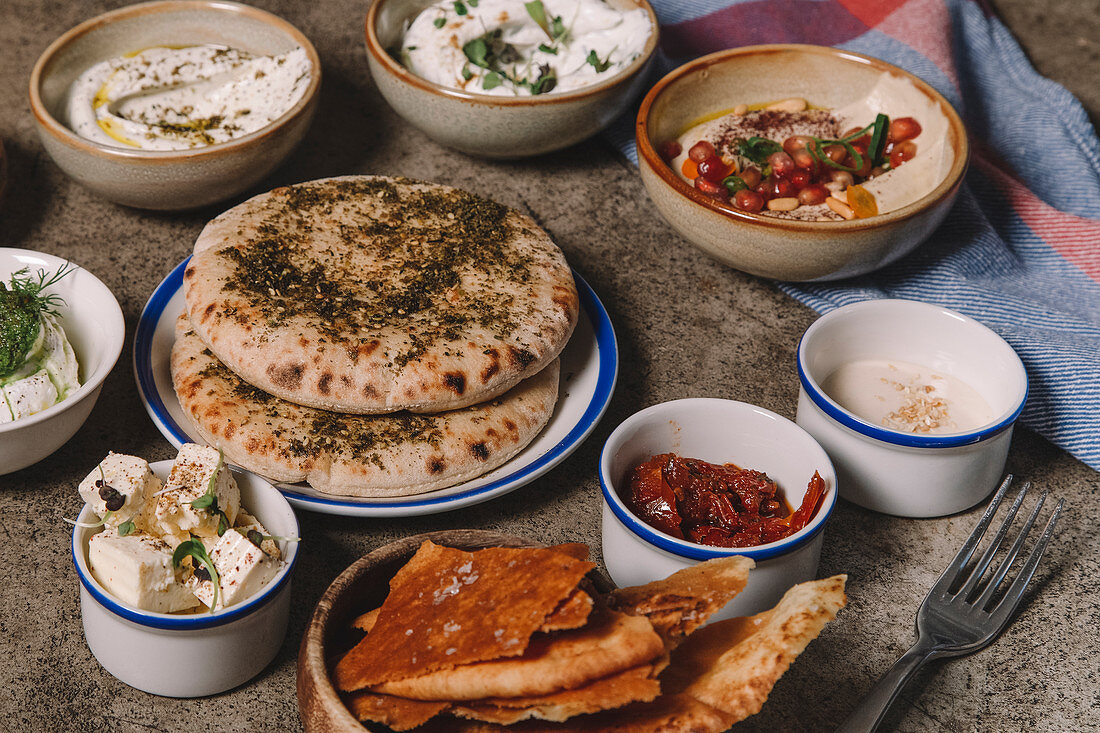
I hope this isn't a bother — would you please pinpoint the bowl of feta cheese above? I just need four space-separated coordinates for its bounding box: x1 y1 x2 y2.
365 0 658 157
29 1 321 210
0 248 123 476
70 445 300 697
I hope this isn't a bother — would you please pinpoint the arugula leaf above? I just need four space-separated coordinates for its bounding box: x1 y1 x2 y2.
586 50 612 73
118 519 136 537
737 137 783 165
173 537 220 612
482 71 503 90
433 16 446 28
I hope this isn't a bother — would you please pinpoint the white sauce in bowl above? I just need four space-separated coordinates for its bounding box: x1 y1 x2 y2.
821 359 993 435
66 45 312 150
400 0 651 96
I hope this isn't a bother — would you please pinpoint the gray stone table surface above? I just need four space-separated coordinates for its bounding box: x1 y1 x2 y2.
1 1 1097 731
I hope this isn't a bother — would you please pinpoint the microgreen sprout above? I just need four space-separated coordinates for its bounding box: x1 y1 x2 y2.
585 49 612 73
190 449 224 512
245 529 301 548
173 536 220 612
118 519 136 536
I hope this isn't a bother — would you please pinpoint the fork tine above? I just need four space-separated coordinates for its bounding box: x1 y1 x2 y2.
955 482 1030 601
930 475 1014 596
971 492 1047 611
981 498 1062 623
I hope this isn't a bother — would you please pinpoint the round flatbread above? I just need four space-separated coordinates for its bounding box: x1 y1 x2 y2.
183 175 578 414
170 318 560 497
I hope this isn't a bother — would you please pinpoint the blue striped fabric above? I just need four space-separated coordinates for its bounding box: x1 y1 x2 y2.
614 0 1100 470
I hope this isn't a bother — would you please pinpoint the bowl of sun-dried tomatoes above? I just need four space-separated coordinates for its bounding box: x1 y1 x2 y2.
599 398 837 619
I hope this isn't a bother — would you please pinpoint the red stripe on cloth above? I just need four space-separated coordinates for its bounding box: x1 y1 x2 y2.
973 150 1100 282
660 0 871 59
834 0 898 27
875 0 960 88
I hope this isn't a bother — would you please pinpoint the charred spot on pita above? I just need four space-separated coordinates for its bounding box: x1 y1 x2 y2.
443 372 466 395
267 362 305 390
470 442 490 461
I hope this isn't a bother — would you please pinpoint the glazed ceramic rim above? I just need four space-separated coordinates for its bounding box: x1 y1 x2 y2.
29 0 322 162
364 0 659 106
797 299 1028 448
599 398 837 562
0 248 124 435
635 43 970 232
71 463 300 631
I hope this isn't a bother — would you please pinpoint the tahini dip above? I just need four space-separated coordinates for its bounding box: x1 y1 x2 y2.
400 0 651 97
66 45 311 150
821 359 994 435
670 74 952 220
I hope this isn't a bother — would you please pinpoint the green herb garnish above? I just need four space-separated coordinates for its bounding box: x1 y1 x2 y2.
463 36 490 68
736 137 783 165
538 43 557 55
216 511 230 537
722 175 749 194
482 71 503 90
867 113 890 167
118 519 136 537
189 449 224 512
525 0 550 35
173 537 220 612
245 529 301 548
461 64 473 80
585 49 612 73
453 1 467 15
0 263 74 380
805 123 875 172
433 15 446 28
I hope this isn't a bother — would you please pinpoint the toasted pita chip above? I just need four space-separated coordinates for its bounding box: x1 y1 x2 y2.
546 543 590 561
372 609 664 701
609 556 754 644
350 607 380 633
451 658 666 724
540 588 594 632
335 541 594 692
343 690 449 731
662 574 847 724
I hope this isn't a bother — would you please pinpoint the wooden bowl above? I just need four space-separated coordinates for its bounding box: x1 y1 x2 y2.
296 530 608 732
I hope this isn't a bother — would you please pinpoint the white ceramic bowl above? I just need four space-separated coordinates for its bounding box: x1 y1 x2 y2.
0 248 124 475
600 398 837 620
795 299 1027 518
29 0 320 210
72 461 300 697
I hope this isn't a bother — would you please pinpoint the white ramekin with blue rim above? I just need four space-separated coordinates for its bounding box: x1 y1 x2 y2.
796 299 1027 518
600 398 837 620
71 460 299 697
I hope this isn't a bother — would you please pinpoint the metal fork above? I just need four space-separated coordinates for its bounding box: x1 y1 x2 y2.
835 475 1063 733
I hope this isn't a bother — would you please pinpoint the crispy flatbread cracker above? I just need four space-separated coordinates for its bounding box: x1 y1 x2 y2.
334 542 594 692
661 575 847 724
540 588 594 632
451 661 664 724
350 607 380 633
546 543 590 561
372 609 664 701
609 556 755 644
343 689 449 731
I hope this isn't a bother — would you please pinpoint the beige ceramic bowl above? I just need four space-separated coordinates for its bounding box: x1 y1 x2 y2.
637 44 969 281
29 0 321 211
365 0 658 158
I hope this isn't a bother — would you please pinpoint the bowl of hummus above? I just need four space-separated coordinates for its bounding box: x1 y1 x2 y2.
29 1 321 210
366 0 658 158
636 45 969 282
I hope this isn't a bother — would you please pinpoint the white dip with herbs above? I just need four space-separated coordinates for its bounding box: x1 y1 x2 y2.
66 45 312 150
400 0 651 96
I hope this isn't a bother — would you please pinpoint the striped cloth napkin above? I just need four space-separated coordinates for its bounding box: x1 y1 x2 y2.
611 0 1100 471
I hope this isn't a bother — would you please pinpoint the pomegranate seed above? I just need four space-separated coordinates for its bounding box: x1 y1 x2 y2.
658 140 682 162
694 176 730 202
889 140 918 168
772 178 795 198
734 189 764 213
697 155 729 183
688 140 716 163
792 149 816 170
768 151 795 178
738 166 762 189
888 117 922 143
797 184 829 206
754 179 774 201
789 169 812 189
829 170 855 187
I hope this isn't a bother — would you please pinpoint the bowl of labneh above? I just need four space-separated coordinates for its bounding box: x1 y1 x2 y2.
0 248 124 475
599 398 837 620
636 44 969 281
796 299 1027 518
71 445 300 697
29 0 320 210
365 0 658 158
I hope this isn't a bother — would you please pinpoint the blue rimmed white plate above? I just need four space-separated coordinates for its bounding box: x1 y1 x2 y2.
134 258 618 517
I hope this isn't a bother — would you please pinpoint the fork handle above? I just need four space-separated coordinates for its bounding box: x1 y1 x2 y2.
834 639 939 733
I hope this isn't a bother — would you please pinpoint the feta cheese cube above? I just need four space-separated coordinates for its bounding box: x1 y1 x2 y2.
88 528 199 613
78 452 161 530
233 509 281 560
186 529 283 610
151 443 240 546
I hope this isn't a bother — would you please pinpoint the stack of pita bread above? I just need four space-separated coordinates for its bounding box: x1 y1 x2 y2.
331 541 847 731
171 176 578 497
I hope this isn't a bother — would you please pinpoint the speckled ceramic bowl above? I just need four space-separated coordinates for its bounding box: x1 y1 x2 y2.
365 0 658 158
29 0 321 211
636 44 969 281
